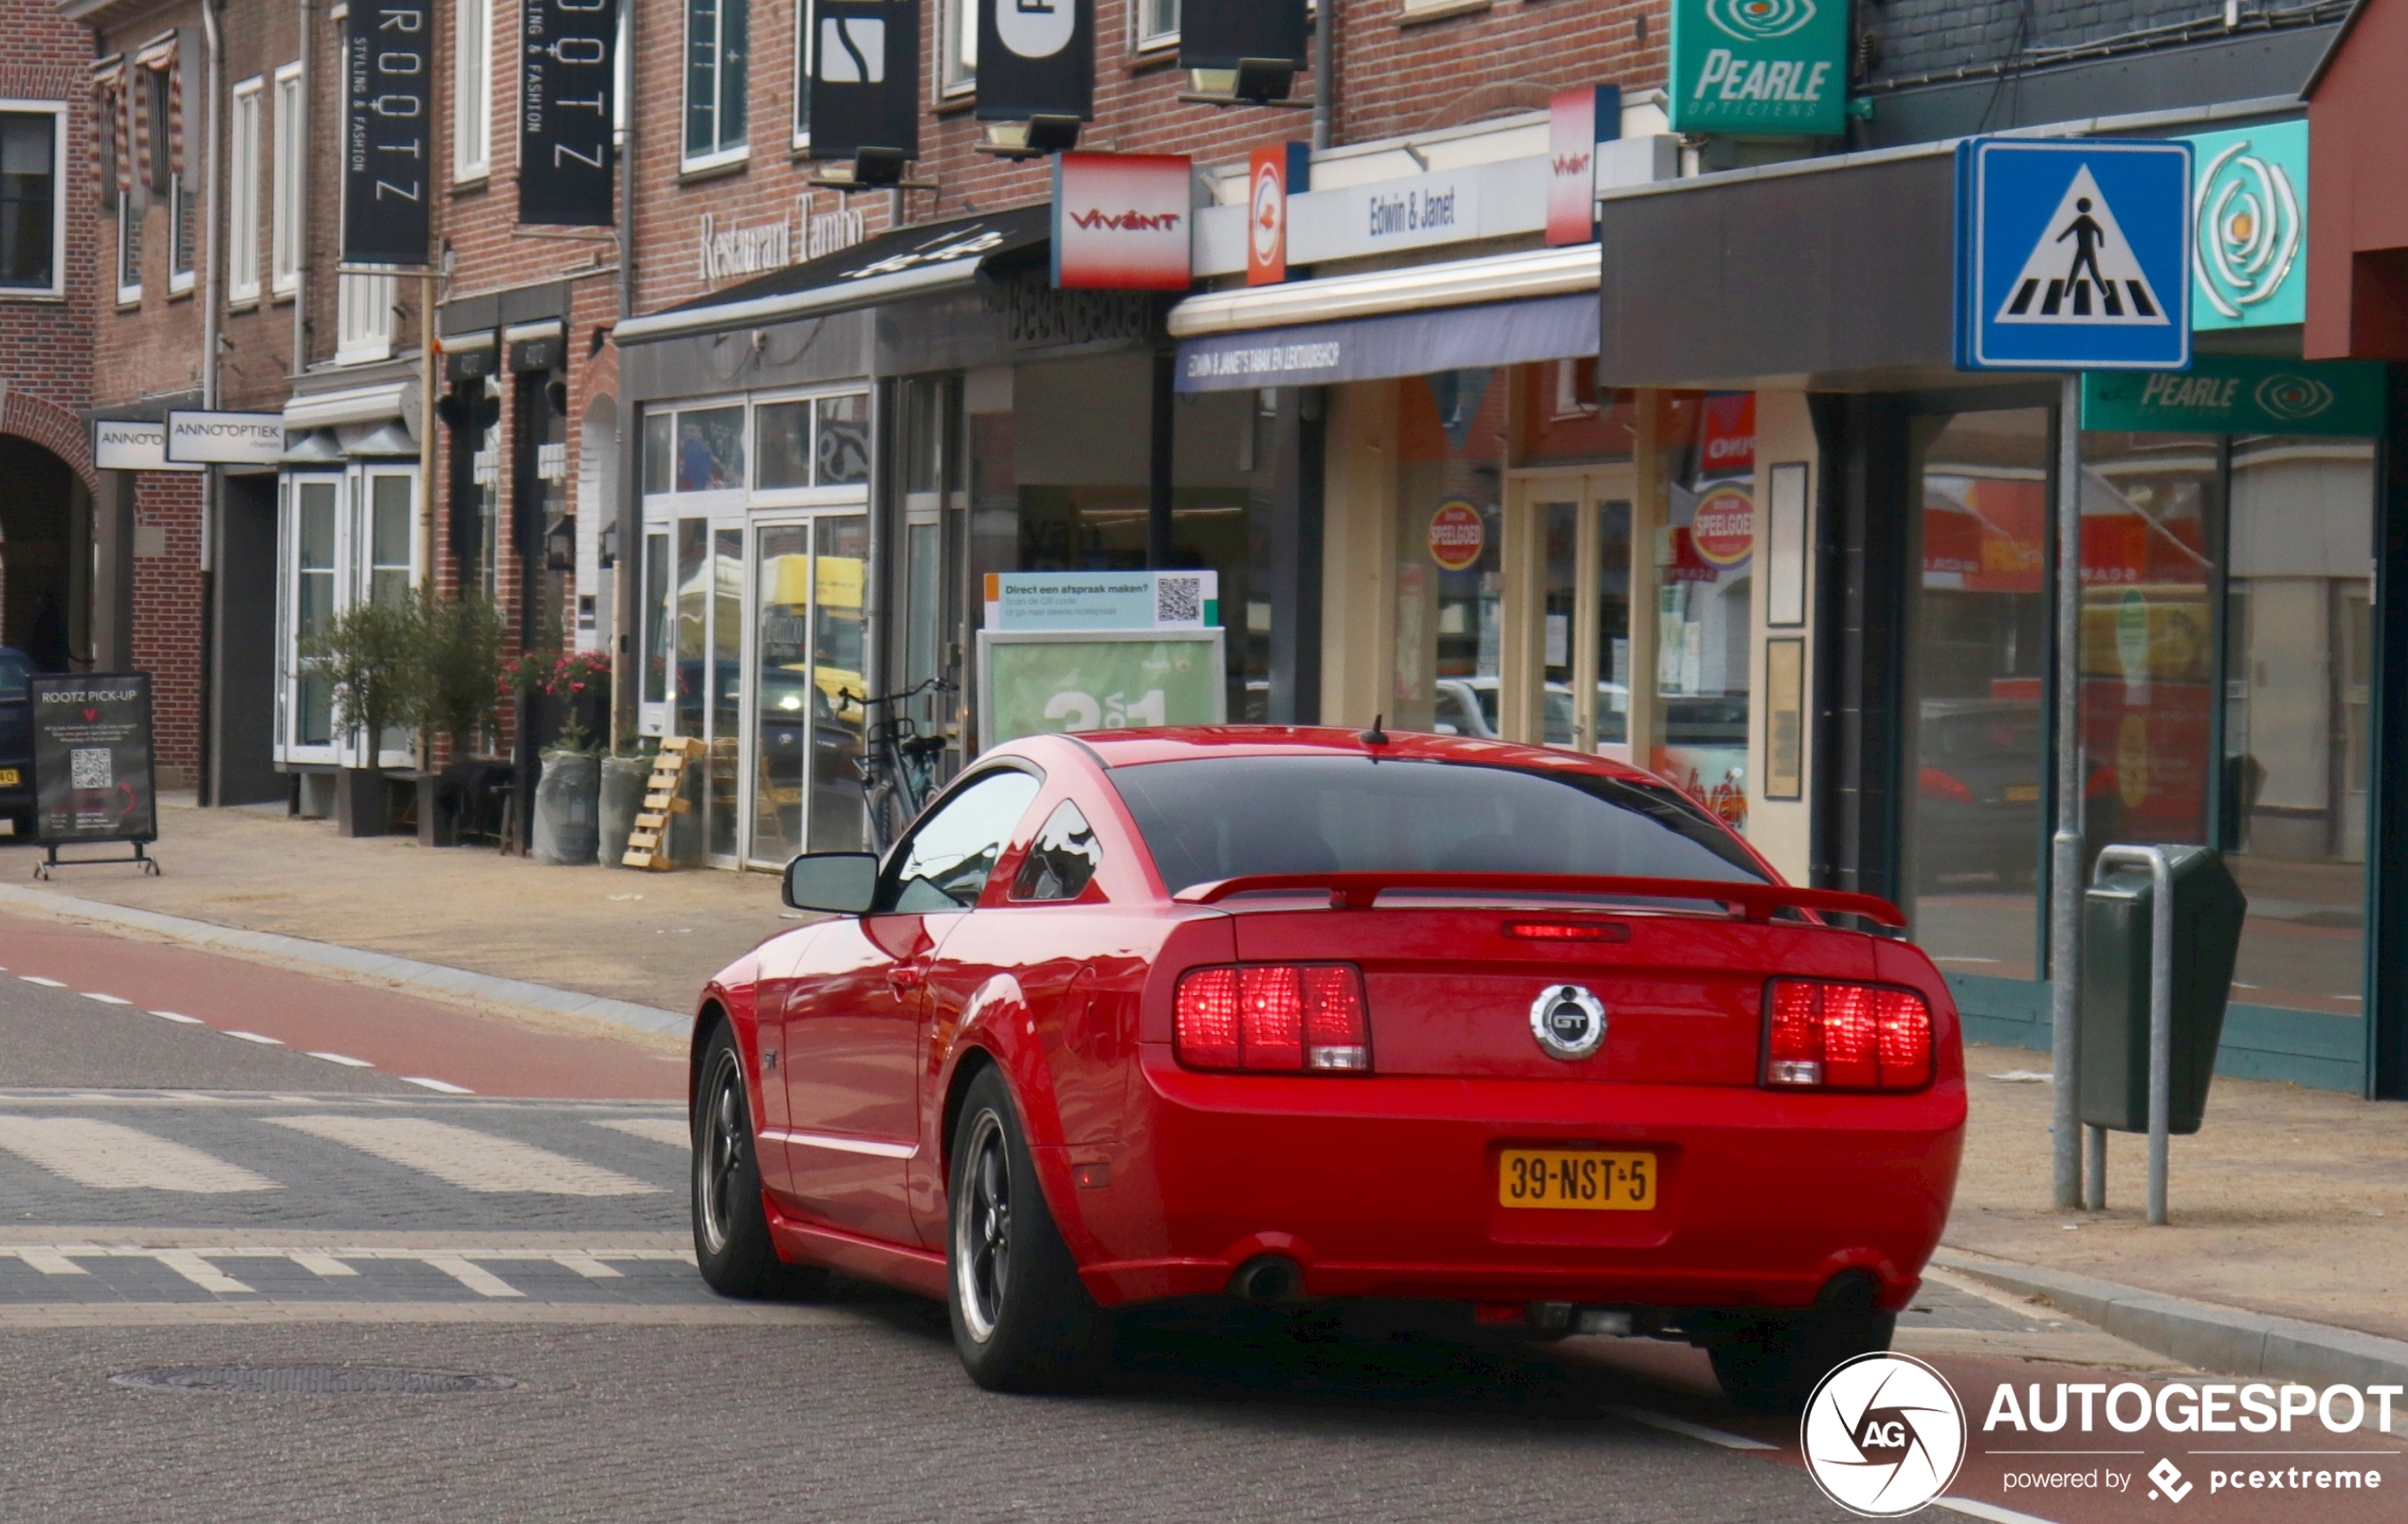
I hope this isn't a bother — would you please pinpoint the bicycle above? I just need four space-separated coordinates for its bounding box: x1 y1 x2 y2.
849 678 956 853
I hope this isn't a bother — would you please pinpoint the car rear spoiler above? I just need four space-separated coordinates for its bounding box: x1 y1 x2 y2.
1171 872 1907 928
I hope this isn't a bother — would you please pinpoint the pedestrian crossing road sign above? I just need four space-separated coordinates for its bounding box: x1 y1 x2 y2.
1956 136 2192 372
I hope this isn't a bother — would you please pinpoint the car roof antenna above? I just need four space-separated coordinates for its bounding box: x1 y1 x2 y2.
1359 714 1389 748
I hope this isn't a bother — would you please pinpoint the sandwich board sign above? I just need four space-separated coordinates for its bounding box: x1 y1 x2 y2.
27 672 160 877
1956 137 2192 372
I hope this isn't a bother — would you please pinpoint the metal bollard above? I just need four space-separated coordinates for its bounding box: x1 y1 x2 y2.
2094 844 2175 1225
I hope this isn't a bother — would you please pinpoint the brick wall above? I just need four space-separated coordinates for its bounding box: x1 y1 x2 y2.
0 0 96 444
131 472 205 784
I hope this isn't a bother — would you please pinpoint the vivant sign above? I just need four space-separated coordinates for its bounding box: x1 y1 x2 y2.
1051 153 1192 290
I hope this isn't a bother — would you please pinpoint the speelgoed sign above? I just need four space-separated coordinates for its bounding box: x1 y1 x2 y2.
344 0 434 264
976 0 1093 124
1668 0 1848 138
519 0 618 226
809 0 921 161
29 674 157 845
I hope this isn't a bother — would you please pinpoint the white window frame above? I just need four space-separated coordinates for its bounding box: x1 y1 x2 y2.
276 463 423 769
937 0 976 99
682 0 750 172
271 63 302 296
336 270 396 364
115 184 142 306
228 78 263 303
0 100 66 299
453 0 492 181
1133 0 1178 52
168 171 196 294
790 0 812 152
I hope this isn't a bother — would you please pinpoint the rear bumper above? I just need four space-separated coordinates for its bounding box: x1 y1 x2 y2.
1066 1053 1965 1314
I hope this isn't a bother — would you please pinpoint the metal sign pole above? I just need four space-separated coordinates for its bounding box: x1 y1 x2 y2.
2148 845 2174 1225
2050 370 2085 1211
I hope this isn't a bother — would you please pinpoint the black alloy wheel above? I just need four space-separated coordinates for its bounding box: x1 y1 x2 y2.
945 1066 1107 1391
691 1023 826 1299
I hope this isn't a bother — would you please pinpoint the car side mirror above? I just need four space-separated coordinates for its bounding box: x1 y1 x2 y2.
782 851 880 915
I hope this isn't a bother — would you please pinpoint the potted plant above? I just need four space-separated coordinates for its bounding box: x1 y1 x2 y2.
598 716 652 869
410 591 503 847
303 597 426 839
528 650 611 865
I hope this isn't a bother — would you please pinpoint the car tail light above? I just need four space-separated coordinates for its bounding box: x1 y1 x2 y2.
1762 979 1932 1091
1176 964 1370 1073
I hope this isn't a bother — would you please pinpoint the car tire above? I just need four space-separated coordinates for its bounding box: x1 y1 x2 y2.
691 1022 827 1300
1708 1306 1896 1413
946 1066 1108 1391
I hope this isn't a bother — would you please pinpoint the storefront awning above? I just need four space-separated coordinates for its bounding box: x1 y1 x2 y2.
283 379 420 436
613 206 1051 344
1173 291 1598 392
1168 244 1601 392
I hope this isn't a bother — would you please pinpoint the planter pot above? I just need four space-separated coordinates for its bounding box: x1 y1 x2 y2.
334 768 388 839
415 775 457 847
598 755 649 868
532 751 601 865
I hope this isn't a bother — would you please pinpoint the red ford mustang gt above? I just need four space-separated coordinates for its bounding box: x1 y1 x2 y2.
687 726 1966 1407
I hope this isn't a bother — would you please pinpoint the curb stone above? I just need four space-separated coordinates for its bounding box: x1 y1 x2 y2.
1934 1247 2408 1391
0 881 689 1039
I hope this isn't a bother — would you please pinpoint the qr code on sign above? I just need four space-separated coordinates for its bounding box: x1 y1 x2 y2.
1155 574 1202 625
70 748 111 790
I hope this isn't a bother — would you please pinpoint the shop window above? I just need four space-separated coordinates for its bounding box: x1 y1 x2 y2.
939 0 976 96
1904 408 2052 982
454 0 493 181
280 467 421 766
1646 392 1754 830
271 64 302 296
817 394 869 483
642 529 671 706
368 474 415 606
674 406 745 491
227 82 262 303
2218 434 2372 1019
684 0 749 167
1516 363 1636 465
1393 370 1505 738
293 481 337 747
0 105 63 295
337 271 395 364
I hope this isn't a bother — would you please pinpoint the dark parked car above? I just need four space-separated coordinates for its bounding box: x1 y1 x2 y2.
1916 700 2042 891
0 647 34 837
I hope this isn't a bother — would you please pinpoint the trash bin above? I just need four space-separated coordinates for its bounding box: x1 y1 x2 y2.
2077 844 2247 1135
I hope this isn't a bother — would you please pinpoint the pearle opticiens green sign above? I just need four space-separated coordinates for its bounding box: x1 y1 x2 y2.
2080 354 2385 437
1669 0 1849 137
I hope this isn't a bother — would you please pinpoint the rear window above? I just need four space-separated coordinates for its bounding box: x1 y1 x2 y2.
0 650 28 700
1108 755 1767 896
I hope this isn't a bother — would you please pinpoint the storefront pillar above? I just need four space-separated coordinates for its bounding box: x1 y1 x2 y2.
1806 394 1910 905
1626 390 1664 770
2369 362 2408 1098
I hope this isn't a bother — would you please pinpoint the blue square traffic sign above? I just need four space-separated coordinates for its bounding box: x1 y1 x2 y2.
1956 137 2193 372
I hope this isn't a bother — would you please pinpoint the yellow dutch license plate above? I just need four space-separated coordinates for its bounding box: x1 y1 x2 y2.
1499 1149 1656 1211
2004 784 2041 803
0 769 18 788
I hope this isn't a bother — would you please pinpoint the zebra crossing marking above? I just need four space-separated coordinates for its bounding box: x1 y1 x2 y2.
593 1116 689 1149
81 992 131 1006
0 1244 698 1300
265 1114 659 1196
402 1077 473 1094
0 1116 281 1193
148 1010 205 1025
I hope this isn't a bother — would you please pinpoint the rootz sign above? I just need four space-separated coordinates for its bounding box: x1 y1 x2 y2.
345 0 433 264
520 0 619 226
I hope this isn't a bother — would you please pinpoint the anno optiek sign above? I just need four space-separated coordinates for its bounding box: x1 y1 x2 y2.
1668 0 1848 138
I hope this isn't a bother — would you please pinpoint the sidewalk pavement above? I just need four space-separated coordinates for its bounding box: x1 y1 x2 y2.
1947 1040 2408 1368
0 792 794 1021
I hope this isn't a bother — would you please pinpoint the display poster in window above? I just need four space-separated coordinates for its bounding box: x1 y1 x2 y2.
810 0 921 161
977 629 1226 750
344 0 433 264
975 0 1093 123
29 673 157 844
519 0 618 226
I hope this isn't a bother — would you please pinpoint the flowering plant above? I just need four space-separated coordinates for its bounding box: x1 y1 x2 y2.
500 649 611 701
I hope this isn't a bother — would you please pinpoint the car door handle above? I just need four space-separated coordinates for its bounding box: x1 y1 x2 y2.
887 965 925 995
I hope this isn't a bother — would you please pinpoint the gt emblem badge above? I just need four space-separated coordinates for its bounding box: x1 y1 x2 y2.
1529 985 1607 1061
